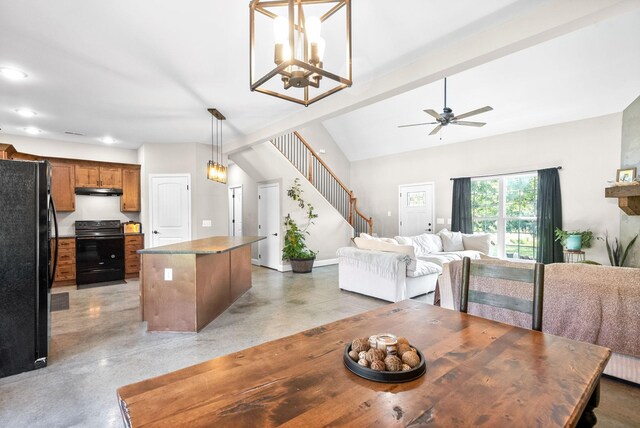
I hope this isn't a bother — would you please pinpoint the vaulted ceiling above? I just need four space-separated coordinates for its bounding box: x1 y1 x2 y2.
1 1 639 161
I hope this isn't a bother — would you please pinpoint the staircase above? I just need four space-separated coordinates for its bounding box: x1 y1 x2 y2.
272 132 373 236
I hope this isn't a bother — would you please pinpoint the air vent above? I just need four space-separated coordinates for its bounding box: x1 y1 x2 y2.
64 131 84 136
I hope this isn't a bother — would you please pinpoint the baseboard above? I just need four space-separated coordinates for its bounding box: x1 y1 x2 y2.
251 258 260 266
280 258 339 272
314 258 339 267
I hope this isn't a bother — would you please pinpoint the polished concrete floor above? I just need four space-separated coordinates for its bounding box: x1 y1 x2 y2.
0 265 638 427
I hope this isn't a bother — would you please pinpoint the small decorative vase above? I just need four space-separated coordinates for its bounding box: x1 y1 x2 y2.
566 235 582 251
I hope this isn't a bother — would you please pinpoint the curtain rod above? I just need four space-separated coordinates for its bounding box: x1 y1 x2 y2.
450 166 562 181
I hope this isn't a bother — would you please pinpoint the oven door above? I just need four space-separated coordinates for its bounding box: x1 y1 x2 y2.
76 236 125 285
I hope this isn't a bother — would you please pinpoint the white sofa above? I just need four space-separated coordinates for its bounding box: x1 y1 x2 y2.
336 230 491 302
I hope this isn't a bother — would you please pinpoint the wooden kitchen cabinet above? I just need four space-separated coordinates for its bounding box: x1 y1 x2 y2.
51 237 76 286
125 234 144 277
50 163 76 212
75 164 122 188
121 167 141 212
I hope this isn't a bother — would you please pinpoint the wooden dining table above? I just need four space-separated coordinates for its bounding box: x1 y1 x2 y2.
117 300 611 427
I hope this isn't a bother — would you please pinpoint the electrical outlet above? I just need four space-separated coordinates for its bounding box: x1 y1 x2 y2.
164 268 172 281
387 211 391 217
437 218 445 225
202 220 212 227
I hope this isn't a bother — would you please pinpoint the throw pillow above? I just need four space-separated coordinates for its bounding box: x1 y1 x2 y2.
462 233 492 254
439 230 464 252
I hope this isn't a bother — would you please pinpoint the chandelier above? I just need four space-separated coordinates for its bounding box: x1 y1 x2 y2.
207 108 227 184
249 0 352 106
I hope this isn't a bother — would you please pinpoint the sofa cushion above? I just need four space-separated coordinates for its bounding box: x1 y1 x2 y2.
359 233 398 245
438 229 464 252
417 250 482 267
406 259 442 278
462 233 492 254
394 233 443 255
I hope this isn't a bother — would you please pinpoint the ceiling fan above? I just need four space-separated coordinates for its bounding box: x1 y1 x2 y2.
398 78 493 135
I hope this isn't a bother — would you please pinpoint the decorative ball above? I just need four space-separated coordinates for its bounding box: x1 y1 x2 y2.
352 338 370 353
357 358 369 368
365 348 385 363
358 351 368 361
348 350 359 361
402 364 412 371
397 337 410 346
371 360 386 371
384 355 403 372
397 343 412 357
402 350 420 368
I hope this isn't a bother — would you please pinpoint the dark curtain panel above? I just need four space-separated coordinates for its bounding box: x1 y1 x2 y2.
451 178 472 233
536 168 563 264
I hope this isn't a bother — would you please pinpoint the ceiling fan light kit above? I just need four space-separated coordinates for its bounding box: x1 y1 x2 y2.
249 0 352 106
207 108 227 184
399 78 493 135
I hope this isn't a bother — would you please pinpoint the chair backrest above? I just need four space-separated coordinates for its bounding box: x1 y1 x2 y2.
459 257 545 331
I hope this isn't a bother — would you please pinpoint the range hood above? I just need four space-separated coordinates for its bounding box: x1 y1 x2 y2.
75 187 123 196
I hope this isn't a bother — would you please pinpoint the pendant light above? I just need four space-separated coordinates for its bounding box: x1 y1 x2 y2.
249 0 352 107
206 108 227 184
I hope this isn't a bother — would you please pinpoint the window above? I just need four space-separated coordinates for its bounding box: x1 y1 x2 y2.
471 174 537 260
407 191 426 207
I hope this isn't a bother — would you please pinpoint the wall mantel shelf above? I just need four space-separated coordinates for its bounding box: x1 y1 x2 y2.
605 185 640 215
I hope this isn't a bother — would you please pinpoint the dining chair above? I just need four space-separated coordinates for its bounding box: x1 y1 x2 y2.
459 257 545 331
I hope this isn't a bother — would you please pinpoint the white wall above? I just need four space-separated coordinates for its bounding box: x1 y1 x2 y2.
1 134 140 235
230 142 353 264
138 143 228 248
621 95 640 267
227 163 259 260
350 114 622 264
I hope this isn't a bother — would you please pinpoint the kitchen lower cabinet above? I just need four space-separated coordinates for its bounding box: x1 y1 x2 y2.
125 234 144 277
51 237 76 286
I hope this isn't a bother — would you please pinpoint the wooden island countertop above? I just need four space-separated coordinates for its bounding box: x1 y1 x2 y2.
138 236 264 255
139 236 265 332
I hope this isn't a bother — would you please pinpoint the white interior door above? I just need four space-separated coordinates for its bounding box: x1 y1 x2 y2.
150 175 191 247
228 186 243 236
399 183 434 236
258 183 280 270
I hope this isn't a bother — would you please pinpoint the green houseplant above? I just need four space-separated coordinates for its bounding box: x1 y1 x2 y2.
283 178 318 273
554 228 594 251
604 233 638 267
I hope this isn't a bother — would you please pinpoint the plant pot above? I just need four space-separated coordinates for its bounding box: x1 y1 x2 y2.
290 257 315 273
566 234 582 251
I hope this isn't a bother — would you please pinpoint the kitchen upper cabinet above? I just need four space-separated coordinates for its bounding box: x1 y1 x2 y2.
121 167 141 212
50 163 75 212
75 164 122 188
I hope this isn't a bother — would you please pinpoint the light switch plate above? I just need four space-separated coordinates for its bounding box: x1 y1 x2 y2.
447 218 452 225
437 218 445 225
164 268 172 281
202 220 212 227
387 211 392 217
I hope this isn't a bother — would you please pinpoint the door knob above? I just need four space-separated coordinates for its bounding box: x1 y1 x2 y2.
153 230 159 234
272 233 278 236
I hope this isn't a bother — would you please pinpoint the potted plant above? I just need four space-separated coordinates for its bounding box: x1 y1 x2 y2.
554 228 594 251
603 233 638 267
283 178 318 273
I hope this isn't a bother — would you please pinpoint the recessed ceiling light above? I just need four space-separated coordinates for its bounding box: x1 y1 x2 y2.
23 127 42 135
100 136 116 144
15 108 37 118
0 67 28 80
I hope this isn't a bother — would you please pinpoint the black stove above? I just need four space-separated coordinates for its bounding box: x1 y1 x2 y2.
75 220 124 286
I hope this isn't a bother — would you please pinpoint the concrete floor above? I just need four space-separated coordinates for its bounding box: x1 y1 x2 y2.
0 265 638 427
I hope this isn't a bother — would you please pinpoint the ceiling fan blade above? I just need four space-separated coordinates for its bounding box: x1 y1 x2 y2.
450 121 486 127
424 109 443 120
453 106 493 120
398 122 439 128
429 124 442 136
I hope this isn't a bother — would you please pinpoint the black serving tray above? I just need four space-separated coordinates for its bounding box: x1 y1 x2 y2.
343 344 426 383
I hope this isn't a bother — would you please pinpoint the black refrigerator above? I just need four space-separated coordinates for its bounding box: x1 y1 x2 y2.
0 159 58 378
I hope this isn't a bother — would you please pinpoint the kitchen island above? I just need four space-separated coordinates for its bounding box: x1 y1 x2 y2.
138 236 264 332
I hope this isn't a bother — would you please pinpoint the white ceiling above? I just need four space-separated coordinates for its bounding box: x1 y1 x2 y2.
0 1 638 159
